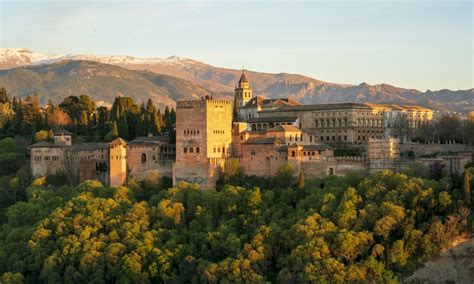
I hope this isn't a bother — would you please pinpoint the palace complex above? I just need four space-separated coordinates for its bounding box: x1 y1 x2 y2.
30 72 472 188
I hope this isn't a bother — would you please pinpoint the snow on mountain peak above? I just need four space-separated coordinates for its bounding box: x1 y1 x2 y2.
0 48 66 65
0 48 199 68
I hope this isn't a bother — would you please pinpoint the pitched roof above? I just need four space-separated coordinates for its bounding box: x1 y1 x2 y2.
55 129 72 136
238 71 248 84
243 137 283 145
241 96 266 109
262 98 301 108
72 143 109 151
261 102 432 113
129 135 170 144
30 141 60 148
266 125 302 132
242 96 302 110
109 138 127 145
246 116 298 123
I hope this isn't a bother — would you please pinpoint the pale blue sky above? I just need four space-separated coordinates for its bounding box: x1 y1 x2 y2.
0 0 472 91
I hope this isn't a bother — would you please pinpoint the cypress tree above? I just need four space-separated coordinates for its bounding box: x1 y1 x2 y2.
0 87 9 104
118 111 129 139
298 170 305 190
148 111 161 136
105 121 119 142
146 98 157 113
464 171 471 206
43 113 50 130
80 111 88 135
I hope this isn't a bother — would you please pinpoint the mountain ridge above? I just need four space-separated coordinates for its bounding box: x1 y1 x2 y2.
0 48 472 113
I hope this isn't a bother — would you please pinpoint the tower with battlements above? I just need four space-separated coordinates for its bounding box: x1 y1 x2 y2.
173 97 233 189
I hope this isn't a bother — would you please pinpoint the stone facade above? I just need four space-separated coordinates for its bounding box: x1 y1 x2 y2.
245 102 433 146
173 97 232 189
30 74 471 189
30 132 175 187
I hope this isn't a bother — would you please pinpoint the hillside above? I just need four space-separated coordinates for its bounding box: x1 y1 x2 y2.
0 60 215 108
406 237 474 283
1 48 472 113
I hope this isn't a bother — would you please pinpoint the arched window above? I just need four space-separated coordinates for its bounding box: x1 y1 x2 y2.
141 153 146 163
291 151 296 157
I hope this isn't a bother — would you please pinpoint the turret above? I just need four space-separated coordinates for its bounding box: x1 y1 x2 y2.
234 71 253 108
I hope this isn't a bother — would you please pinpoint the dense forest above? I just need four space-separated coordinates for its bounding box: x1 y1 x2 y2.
0 87 176 143
0 86 473 282
0 134 472 283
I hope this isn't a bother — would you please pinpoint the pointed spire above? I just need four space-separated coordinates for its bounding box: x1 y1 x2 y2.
238 70 248 84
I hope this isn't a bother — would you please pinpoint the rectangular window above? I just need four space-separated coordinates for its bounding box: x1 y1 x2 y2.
190 147 194 153
196 147 200 153
184 147 187 154
251 149 256 155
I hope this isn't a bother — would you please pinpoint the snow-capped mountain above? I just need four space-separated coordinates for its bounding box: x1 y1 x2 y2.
1 48 472 114
0 48 67 66
0 48 198 68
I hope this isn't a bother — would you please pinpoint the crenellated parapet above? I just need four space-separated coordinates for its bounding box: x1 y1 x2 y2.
177 98 231 109
327 156 367 162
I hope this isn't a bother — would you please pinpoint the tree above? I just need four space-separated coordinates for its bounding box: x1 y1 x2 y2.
48 108 72 129
80 111 89 135
105 122 119 142
464 171 471 206
274 163 295 189
34 130 49 142
146 98 157 113
0 87 9 104
148 111 161 136
435 114 462 143
391 114 409 141
297 170 305 190
118 109 129 139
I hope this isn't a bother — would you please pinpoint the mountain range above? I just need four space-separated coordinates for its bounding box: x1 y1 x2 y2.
0 48 472 113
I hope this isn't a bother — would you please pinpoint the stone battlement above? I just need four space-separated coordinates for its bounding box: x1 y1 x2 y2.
328 156 367 162
177 98 231 109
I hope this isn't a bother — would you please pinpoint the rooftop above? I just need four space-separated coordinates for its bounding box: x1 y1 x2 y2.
55 129 72 136
30 141 62 148
243 137 283 145
261 102 432 113
266 125 302 132
246 116 298 123
128 135 170 144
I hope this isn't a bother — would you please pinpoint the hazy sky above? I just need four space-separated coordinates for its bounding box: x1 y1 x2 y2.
0 0 472 91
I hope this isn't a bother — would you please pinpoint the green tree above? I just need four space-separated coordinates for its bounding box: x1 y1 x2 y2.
297 170 305 190
0 87 9 104
105 122 119 142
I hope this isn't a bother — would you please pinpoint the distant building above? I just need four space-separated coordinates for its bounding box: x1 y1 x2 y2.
30 131 175 186
31 71 470 189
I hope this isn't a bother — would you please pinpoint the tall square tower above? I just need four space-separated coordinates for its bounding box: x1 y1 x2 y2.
174 97 232 188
